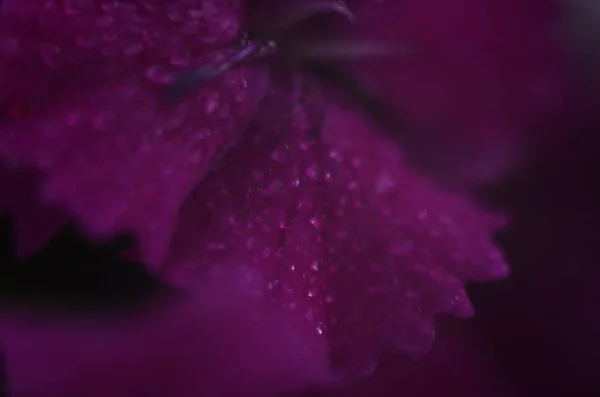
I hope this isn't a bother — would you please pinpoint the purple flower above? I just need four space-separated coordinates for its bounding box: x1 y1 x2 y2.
0 0 564 395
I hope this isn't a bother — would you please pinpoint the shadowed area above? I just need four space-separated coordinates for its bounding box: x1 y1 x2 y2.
0 216 170 312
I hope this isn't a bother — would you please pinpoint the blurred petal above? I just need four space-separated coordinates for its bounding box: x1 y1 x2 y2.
471 113 600 395
0 266 335 397
341 0 566 187
294 320 518 397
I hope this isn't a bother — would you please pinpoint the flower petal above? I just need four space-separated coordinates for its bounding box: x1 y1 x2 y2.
341 0 565 186
293 320 518 397
0 267 335 397
0 0 268 265
163 90 508 375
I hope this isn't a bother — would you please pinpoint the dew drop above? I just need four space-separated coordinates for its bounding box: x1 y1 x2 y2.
305 163 320 180
271 147 290 163
66 112 80 126
102 33 119 43
329 149 342 162
38 43 60 69
63 0 82 14
207 242 226 250
124 44 143 56
309 260 320 272
44 1 57 11
390 240 414 255
182 21 200 35
167 6 184 21
145 65 173 84
102 45 118 57
75 36 96 48
305 308 314 321
95 15 114 27
169 53 192 67
92 113 113 132
375 172 395 193
43 125 58 139
188 9 204 19
1 38 20 54
205 98 219 114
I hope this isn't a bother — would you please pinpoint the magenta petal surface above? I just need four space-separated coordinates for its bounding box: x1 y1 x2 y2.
164 91 508 374
0 0 268 265
0 267 335 397
343 0 565 186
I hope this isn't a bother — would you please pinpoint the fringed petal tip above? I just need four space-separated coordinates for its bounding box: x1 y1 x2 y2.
160 94 509 377
0 0 268 265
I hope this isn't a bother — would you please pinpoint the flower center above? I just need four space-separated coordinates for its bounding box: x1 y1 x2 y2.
165 0 414 154
165 0 377 103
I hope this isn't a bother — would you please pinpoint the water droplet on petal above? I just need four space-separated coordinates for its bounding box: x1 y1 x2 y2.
167 6 184 21
390 240 414 255
306 309 314 322
145 65 173 84
329 149 342 162
306 163 320 180
92 113 113 132
44 1 57 11
309 217 321 228
169 53 192 67
63 0 82 15
75 36 96 48
310 260 320 272
205 98 219 114
102 33 119 43
375 172 395 194
188 9 204 19
66 112 80 126
1 38 20 54
95 15 114 27
124 44 143 56
38 43 60 69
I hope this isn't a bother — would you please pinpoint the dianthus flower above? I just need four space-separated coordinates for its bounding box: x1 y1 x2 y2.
0 0 564 396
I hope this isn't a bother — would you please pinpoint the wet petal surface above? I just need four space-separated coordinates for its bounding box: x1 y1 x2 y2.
0 0 268 265
165 89 508 375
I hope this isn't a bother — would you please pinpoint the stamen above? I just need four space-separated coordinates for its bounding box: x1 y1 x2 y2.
289 40 414 61
165 40 276 103
266 1 355 35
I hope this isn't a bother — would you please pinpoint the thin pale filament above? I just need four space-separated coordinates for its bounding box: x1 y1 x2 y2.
267 1 355 35
165 41 271 103
289 40 414 60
